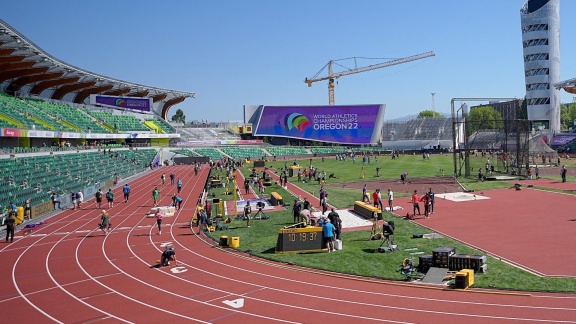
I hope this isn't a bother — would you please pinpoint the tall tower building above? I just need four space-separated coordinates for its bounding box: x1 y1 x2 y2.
520 0 560 132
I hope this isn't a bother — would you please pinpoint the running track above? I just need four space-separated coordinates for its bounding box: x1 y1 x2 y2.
1 165 575 323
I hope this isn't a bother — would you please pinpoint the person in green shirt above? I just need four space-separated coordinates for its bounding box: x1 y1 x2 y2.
106 189 114 208
152 186 160 206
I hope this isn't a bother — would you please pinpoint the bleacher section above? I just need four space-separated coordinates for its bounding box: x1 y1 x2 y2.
171 149 202 157
147 118 176 133
176 127 241 141
264 146 310 157
85 110 151 132
194 148 226 160
35 101 111 133
309 147 349 155
0 149 156 214
382 117 452 142
0 92 47 130
219 146 267 160
467 131 505 150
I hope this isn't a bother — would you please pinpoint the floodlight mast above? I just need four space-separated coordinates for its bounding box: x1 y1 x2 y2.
305 51 435 105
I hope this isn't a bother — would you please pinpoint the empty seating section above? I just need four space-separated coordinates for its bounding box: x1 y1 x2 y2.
0 92 46 130
171 149 201 157
12 97 77 132
0 149 156 210
147 118 176 133
265 146 309 157
193 148 226 160
86 110 150 132
219 147 266 160
467 131 505 149
40 102 111 133
0 118 16 128
310 147 348 155
382 117 452 141
355 147 387 154
176 127 241 141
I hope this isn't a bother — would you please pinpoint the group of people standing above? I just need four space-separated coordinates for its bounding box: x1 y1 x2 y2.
362 185 394 212
411 188 435 218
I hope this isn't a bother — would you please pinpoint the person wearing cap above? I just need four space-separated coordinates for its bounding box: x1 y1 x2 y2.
322 218 335 252
160 246 177 267
99 210 110 235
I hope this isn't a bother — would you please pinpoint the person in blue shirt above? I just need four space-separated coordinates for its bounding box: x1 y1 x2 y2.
177 179 183 193
9 201 17 214
174 195 183 210
123 184 131 203
322 219 335 252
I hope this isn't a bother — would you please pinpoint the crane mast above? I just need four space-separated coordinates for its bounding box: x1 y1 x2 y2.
305 51 435 105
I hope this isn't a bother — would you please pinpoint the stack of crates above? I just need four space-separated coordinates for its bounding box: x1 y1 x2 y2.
432 247 455 268
449 254 487 273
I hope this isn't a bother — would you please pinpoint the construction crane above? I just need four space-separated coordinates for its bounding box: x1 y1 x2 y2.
305 51 435 105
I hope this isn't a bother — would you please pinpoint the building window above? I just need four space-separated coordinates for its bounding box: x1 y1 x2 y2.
522 24 548 33
527 98 550 105
523 38 549 48
526 83 550 91
525 68 549 77
524 53 549 62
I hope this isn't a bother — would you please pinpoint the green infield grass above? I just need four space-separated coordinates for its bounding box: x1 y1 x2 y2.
205 153 576 293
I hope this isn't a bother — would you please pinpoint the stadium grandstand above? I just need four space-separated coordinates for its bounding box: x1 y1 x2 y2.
1 16 570 225
381 117 453 150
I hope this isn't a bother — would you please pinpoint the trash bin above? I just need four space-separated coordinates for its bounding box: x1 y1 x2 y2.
219 236 228 247
229 236 240 248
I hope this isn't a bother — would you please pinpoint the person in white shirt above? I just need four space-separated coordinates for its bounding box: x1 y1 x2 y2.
76 191 84 209
387 189 394 212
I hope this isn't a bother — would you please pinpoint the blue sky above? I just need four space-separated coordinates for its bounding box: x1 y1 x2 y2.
2 0 576 122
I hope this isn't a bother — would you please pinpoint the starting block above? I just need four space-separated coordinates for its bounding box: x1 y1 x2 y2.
147 206 176 218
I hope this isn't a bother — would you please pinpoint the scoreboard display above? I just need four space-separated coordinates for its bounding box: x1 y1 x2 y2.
275 226 325 253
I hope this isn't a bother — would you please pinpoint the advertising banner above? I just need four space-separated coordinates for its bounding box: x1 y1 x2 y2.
90 94 152 112
2 128 25 137
253 105 385 144
28 130 55 138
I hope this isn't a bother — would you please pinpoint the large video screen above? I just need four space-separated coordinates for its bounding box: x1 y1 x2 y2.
253 105 385 144
90 94 151 112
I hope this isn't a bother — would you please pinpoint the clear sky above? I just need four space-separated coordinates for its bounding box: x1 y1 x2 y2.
2 0 576 123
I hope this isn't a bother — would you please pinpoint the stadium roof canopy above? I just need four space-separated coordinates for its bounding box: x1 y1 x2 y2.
554 77 576 95
0 19 195 119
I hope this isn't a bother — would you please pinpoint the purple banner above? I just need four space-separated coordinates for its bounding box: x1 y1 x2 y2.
253 105 384 144
91 95 151 112
551 134 576 146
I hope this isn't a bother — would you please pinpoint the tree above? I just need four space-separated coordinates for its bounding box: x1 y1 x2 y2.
417 110 443 118
171 109 186 124
560 98 576 131
466 106 503 134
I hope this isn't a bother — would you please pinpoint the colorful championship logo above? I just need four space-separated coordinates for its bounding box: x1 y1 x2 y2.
115 99 127 107
284 113 310 131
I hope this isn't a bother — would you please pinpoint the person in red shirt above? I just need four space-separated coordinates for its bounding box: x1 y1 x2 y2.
411 190 421 217
372 190 379 208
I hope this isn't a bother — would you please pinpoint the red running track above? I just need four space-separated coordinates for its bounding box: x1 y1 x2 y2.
403 187 576 277
1 165 575 323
